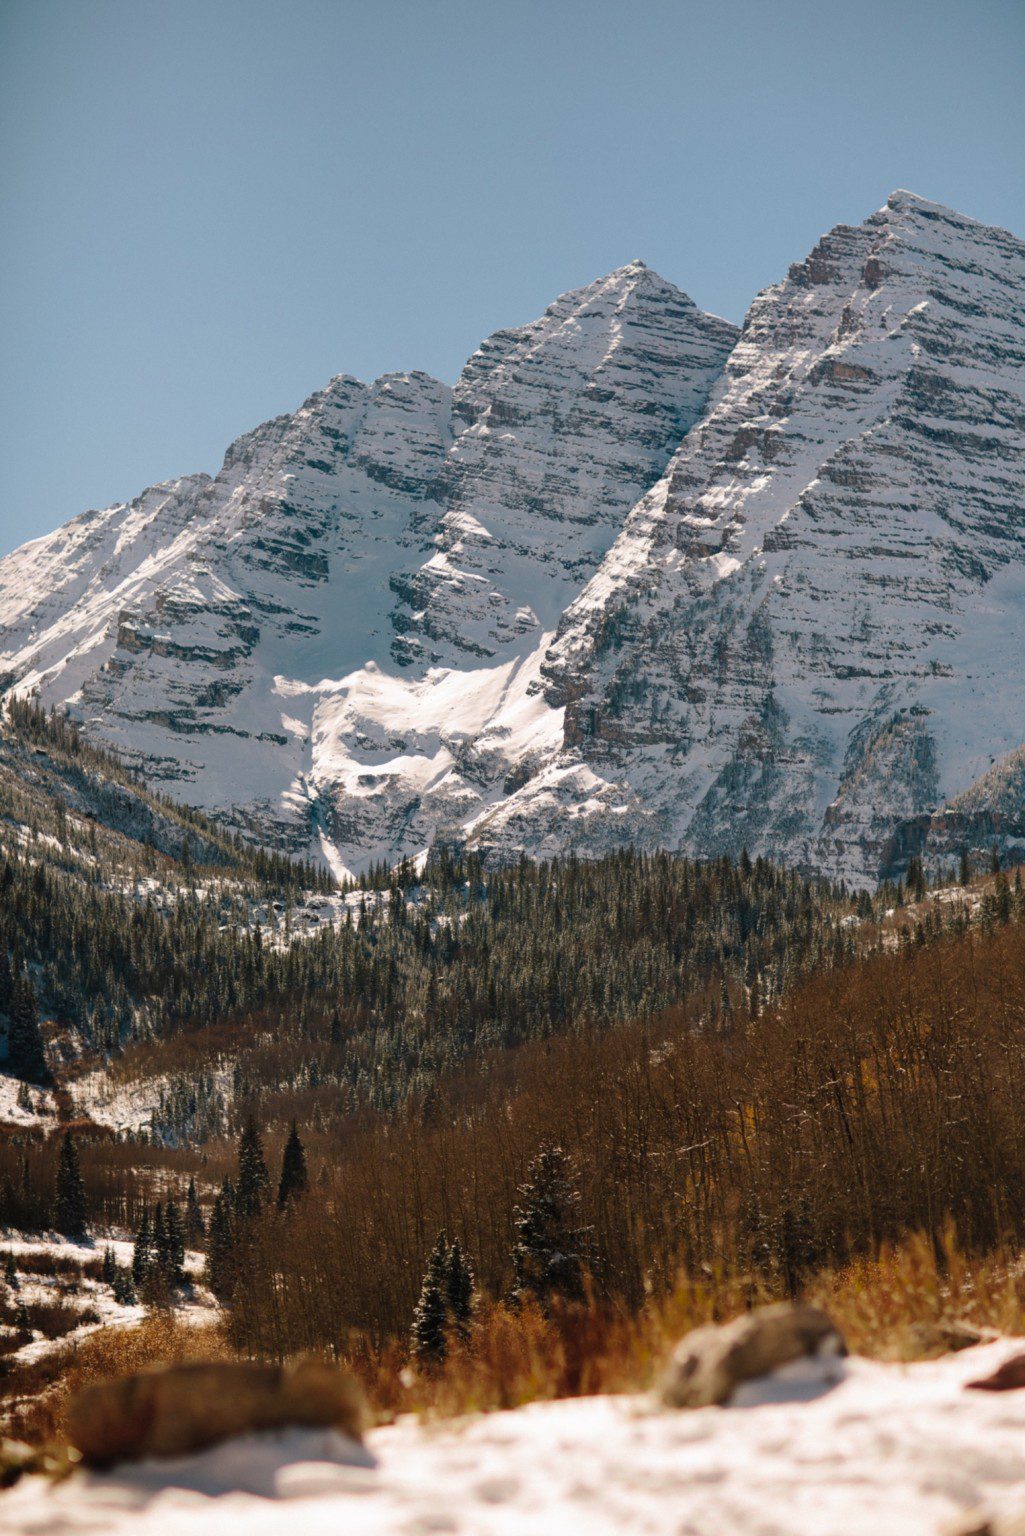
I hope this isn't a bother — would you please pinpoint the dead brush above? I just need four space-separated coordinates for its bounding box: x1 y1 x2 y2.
806 1225 1025 1358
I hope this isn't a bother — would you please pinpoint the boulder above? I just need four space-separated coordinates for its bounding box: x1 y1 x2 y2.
66 1359 368 1468
660 1302 846 1409
967 1353 1025 1392
942 1511 1025 1536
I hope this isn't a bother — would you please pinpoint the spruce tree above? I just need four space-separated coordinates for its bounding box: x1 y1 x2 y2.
112 1266 136 1306
0 952 14 1017
445 1237 475 1339
101 1245 117 1285
185 1176 206 1245
8 972 49 1085
165 1200 186 1285
132 1206 153 1285
511 1144 590 1305
235 1117 270 1219
411 1231 450 1366
277 1121 308 1207
205 1180 236 1301
53 1131 87 1240
152 1202 169 1277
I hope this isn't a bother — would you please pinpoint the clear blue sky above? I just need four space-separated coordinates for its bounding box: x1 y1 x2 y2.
2 0 1023 558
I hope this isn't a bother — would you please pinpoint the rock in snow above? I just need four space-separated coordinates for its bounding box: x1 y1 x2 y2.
67 1360 367 1467
2 192 1025 884
659 1301 845 1408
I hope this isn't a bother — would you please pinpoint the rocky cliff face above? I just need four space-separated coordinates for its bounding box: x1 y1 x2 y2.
485 193 1025 884
0 265 736 873
392 261 737 667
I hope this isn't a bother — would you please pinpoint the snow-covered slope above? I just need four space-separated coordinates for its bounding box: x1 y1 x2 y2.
0 266 735 873
483 193 1025 884
3 194 1025 883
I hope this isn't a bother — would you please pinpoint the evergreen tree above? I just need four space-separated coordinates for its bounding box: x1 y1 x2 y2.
112 1266 136 1305
165 1200 186 1284
511 1144 590 1305
277 1121 308 1207
152 1201 169 1276
445 1237 475 1339
101 1245 117 1285
7 972 48 1085
132 1205 153 1284
185 1176 206 1245
53 1131 87 1240
235 1117 270 1219
960 847 972 886
411 1230 450 1366
205 1180 236 1301
0 951 14 1017
3 1250 18 1289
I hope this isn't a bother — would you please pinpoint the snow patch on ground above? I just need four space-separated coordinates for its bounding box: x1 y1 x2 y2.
0 1232 216 1369
7 1341 1025 1533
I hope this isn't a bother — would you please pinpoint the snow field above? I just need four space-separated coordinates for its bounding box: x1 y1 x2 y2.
5 1340 1025 1534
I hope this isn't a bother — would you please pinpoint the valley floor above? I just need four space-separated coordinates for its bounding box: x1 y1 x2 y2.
6 1339 1025 1535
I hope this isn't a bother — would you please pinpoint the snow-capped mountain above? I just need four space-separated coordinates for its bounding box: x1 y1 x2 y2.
3 192 1025 885
479 192 1025 884
0 263 736 874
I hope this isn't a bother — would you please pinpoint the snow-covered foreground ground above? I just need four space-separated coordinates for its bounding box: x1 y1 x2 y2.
7 1339 1025 1535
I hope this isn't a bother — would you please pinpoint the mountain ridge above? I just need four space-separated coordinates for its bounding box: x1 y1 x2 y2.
3 193 1025 886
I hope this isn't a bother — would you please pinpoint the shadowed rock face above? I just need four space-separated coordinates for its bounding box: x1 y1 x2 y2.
3 194 1025 885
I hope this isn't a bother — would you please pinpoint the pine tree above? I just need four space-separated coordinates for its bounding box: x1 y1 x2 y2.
112 1266 136 1305
411 1230 450 1366
0 951 14 1017
235 1117 270 1219
511 1144 590 1306
152 1201 169 1276
7 972 49 1085
101 1245 117 1285
445 1237 475 1339
53 1131 87 1240
165 1200 186 1285
277 1121 308 1207
185 1176 206 1245
205 1180 236 1301
132 1206 153 1285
